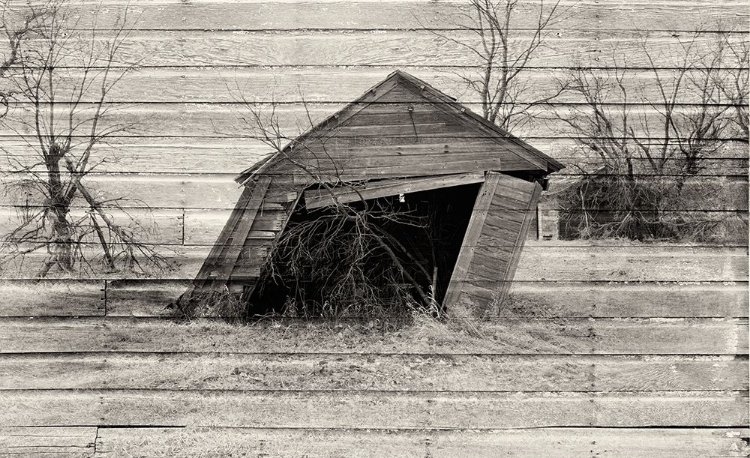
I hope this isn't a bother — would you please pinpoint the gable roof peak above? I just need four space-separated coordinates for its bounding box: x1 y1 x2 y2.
237 69 564 184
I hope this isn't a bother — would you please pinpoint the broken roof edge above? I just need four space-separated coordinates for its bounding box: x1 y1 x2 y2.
235 70 565 186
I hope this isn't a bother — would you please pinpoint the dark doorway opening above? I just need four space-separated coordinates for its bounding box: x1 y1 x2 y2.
247 182 481 317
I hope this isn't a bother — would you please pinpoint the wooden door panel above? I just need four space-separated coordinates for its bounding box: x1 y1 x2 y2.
444 173 543 317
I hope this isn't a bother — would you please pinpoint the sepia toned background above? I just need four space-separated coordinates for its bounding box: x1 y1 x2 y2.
0 0 748 455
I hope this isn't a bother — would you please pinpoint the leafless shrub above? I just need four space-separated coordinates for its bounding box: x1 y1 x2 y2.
555 28 749 241
261 199 432 320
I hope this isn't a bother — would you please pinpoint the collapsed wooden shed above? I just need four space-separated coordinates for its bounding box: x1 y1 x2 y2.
191 70 564 316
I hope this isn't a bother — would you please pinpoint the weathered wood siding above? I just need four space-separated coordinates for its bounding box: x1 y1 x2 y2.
1 0 748 455
445 173 543 315
1 242 747 456
465 174 543 309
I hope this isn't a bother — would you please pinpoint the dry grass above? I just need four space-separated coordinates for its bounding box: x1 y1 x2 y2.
155 307 555 356
171 287 247 322
168 288 573 355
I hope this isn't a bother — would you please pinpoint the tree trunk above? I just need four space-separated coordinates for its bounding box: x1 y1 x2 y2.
39 159 75 276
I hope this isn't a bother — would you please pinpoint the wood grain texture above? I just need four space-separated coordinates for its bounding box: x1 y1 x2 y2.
18 0 748 32
191 184 256 289
90 427 750 458
1 243 746 282
0 208 286 247
506 282 750 318
9 67 747 104
496 177 543 307
0 318 745 355
0 207 186 245
105 280 187 316
0 31 745 68
0 281 104 317
0 174 246 210
102 280 750 318
3 103 747 140
0 206 744 243
0 278 740 318
447 175 543 316
512 244 749 282
443 173 501 312
1 353 745 392
0 426 97 457
0 0 746 450
303 172 485 209
2 390 747 428
2 137 745 175
0 175 748 211
212 176 271 283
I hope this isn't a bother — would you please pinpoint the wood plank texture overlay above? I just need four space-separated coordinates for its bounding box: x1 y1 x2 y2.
445 173 544 316
0 0 747 456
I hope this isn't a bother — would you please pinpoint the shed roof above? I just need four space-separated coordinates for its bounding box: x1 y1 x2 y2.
237 70 564 185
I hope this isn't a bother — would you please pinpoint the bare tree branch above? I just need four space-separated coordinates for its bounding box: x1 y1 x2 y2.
421 0 565 133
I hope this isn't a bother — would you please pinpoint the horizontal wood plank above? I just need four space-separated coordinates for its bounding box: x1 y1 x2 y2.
1 243 747 282
506 282 749 318
303 172 485 208
2 103 747 140
513 245 749 282
1 390 746 428
90 426 750 458
0 207 186 245
0 175 245 210
0 318 744 355
105 280 186 317
10 68 748 104
0 281 104 317
0 278 737 319
1 353 745 392
0 175 744 211
0 426 97 457
102 280 750 318
19 0 748 32
1 31 745 68
0 206 744 250
1 138 745 175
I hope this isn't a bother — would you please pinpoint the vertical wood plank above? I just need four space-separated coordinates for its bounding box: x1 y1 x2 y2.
443 172 497 314
446 173 543 317
193 184 256 288
217 177 273 283
497 177 543 306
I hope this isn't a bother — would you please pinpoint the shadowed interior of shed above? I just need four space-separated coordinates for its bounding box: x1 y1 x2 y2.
247 182 482 315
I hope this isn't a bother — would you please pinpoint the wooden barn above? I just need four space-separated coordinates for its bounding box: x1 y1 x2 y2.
191 70 563 315
1 1 747 454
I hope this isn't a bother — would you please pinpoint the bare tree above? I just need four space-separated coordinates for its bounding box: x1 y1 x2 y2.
555 29 748 240
0 0 169 277
426 0 564 132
